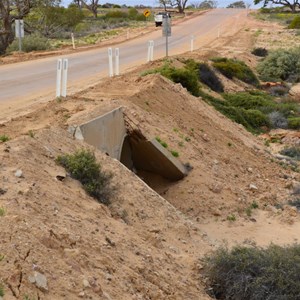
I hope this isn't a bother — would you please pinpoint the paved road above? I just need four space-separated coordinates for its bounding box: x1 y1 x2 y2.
0 9 246 106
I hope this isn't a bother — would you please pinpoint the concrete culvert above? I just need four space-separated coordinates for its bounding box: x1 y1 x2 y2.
71 107 188 191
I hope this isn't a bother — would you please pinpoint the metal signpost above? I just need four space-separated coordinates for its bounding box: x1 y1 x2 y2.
162 15 171 57
143 9 151 27
15 20 24 52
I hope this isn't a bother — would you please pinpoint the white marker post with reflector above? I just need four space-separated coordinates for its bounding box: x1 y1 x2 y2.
61 59 68 97
56 59 62 97
147 40 154 62
108 48 113 77
115 48 120 76
191 35 194 52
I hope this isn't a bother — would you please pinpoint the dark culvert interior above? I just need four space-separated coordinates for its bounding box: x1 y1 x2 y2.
120 128 186 194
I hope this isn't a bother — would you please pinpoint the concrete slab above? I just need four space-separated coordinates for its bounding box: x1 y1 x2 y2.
130 138 187 181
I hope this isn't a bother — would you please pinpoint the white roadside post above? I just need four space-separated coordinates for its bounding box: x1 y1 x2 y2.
191 35 194 52
56 59 63 97
71 33 75 50
217 27 220 38
147 40 154 62
115 48 120 76
147 41 151 62
61 59 69 97
108 48 114 77
150 40 154 61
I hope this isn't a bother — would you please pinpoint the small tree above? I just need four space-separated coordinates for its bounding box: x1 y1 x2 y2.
227 0 247 7
80 0 99 18
254 0 299 13
0 0 36 55
197 0 218 8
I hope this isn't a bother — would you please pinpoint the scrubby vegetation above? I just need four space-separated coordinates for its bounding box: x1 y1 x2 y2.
288 15 300 29
288 117 300 129
257 48 300 82
251 47 268 57
280 146 300 160
200 90 299 133
204 244 300 300
212 57 259 86
143 62 201 96
198 63 224 92
143 58 300 133
7 34 51 53
0 135 10 143
56 149 113 205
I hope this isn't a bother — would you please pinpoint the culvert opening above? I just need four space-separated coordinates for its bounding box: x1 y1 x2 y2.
120 130 179 193
73 107 187 193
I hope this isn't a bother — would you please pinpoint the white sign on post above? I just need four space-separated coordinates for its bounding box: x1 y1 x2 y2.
15 20 24 38
56 58 68 97
162 16 171 37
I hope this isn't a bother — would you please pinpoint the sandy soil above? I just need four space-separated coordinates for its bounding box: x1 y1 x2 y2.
1 12 300 300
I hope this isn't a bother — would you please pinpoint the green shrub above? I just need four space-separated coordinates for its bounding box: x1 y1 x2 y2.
0 285 3 297
144 60 201 96
163 67 200 97
288 198 300 210
171 150 179 157
56 150 113 205
226 214 236 221
212 57 259 86
104 10 128 19
0 135 10 142
7 33 50 53
280 146 300 160
223 91 274 110
243 109 270 128
251 47 268 57
155 137 168 148
257 48 300 82
198 63 224 92
0 207 5 217
288 15 300 29
288 117 300 129
203 244 300 300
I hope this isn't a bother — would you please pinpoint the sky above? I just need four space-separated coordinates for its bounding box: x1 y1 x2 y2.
62 0 262 9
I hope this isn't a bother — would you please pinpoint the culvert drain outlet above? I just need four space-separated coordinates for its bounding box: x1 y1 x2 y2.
70 107 187 183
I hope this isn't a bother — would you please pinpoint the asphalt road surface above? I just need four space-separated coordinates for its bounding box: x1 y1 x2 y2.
0 9 246 106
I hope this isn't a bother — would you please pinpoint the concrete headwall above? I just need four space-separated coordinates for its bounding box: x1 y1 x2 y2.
74 107 126 160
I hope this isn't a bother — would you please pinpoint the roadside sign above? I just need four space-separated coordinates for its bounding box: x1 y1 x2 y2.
15 20 24 38
162 15 171 37
143 9 151 18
